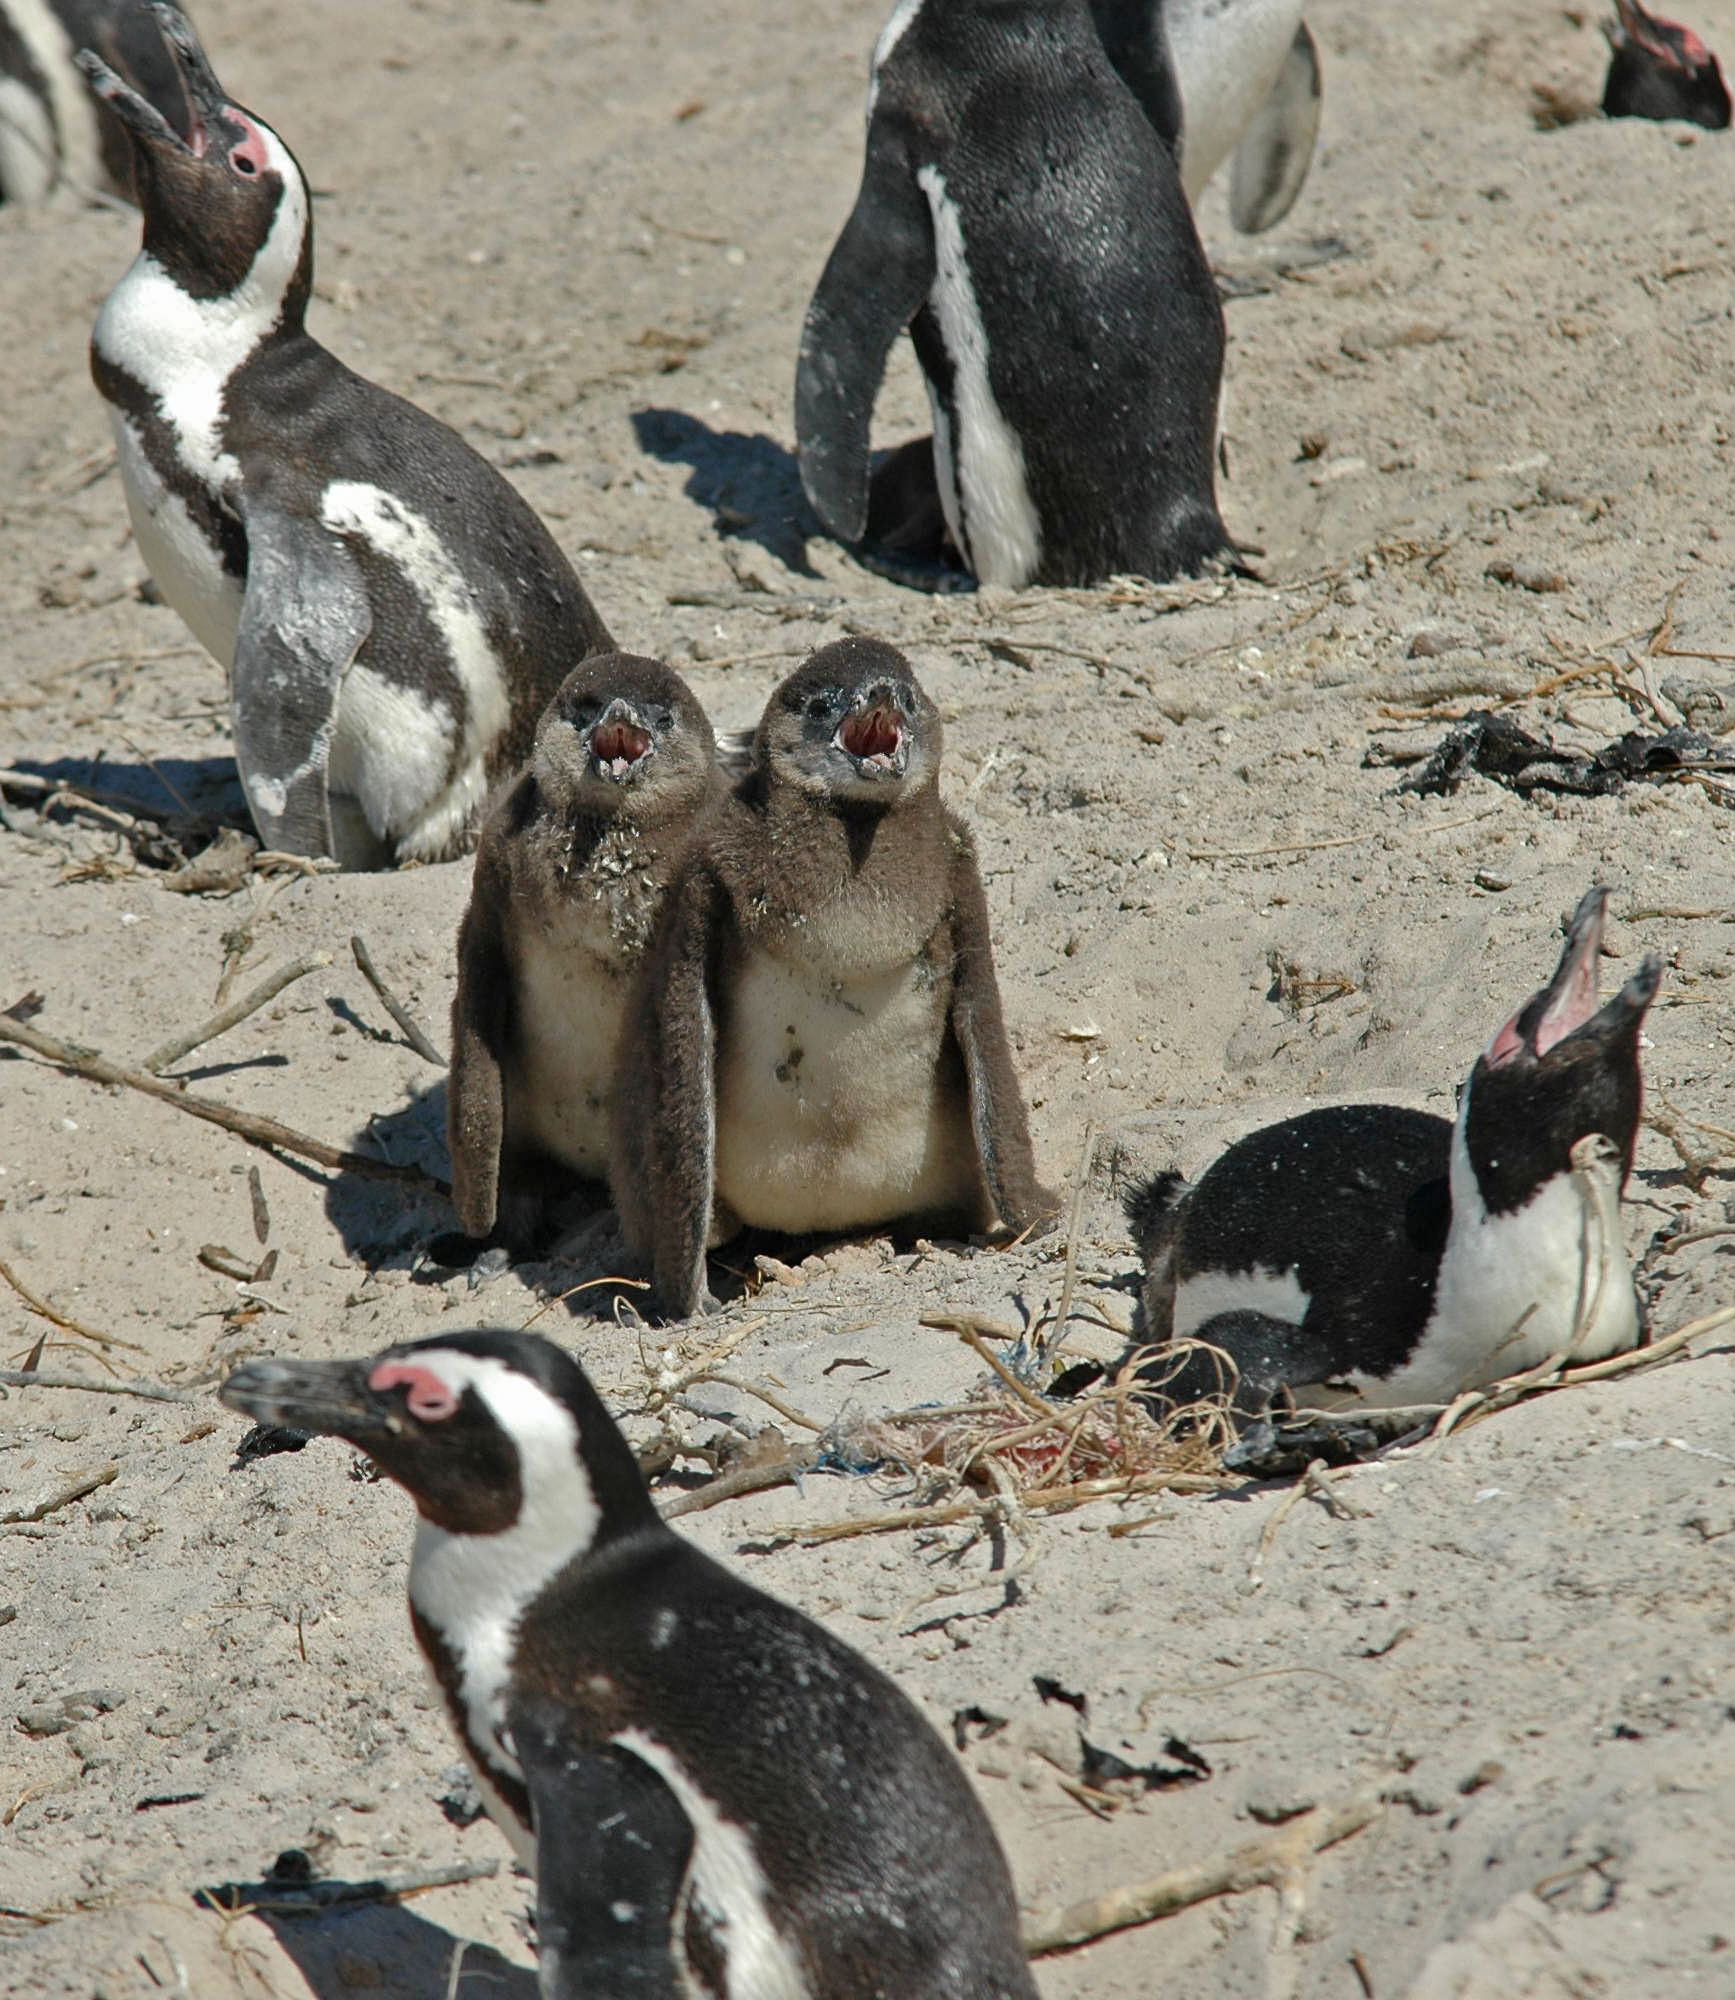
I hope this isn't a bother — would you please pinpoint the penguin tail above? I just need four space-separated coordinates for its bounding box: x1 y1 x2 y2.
1121 1169 1190 1264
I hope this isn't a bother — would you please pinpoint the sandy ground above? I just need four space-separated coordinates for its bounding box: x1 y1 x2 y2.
5 1 1735 1994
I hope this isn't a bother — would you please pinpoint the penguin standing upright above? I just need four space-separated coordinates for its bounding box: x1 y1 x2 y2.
797 0 1234 590
447 653 723 1259
79 4 614 866
612 638 1056 1321
220 1329 1041 2000
1088 1 1322 233
0 0 189 204
1125 889 1662 1415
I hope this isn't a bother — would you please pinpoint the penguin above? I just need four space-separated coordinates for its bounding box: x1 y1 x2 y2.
218 1329 1041 2000
447 654 722 1260
1089 2 1322 234
1124 888 1663 1416
795 0 1234 591
1602 0 1730 128
79 3 614 867
0 0 188 204
612 638 1057 1321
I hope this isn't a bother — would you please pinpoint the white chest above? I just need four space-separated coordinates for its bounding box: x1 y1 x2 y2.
505 913 633 1177
714 946 975 1231
108 411 245 670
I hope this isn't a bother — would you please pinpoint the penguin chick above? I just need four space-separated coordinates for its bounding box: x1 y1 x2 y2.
796 0 1234 590
1088 1 1323 233
1125 887 1662 1416
612 637 1057 1320
447 654 722 1259
1603 0 1731 127
219 1329 1040 2000
0 0 191 204
80 3 613 866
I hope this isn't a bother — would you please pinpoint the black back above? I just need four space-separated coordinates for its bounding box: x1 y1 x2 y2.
1604 5 1731 126
1174 1104 1454 1378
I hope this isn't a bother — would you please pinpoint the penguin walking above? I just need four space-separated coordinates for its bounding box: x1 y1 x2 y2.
612 638 1056 1321
447 654 722 1260
79 4 614 867
0 0 188 204
1602 0 1730 127
796 0 1234 590
1124 888 1662 1416
220 1329 1040 2000
1089 1 1322 234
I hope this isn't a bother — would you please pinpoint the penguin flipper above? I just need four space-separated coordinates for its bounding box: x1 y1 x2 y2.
945 825 1059 1236
448 840 512 1239
1228 21 1322 235
512 1705 694 2000
230 502 372 863
795 132 935 542
611 861 725 1320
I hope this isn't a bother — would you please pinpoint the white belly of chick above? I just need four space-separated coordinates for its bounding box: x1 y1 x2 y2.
505 918 631 1179
714 950 977 1233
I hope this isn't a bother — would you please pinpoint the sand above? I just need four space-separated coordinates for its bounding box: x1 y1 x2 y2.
4 2 1735 1994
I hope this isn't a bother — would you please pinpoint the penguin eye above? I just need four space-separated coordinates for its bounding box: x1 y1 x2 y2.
233 155 258 177
655 710 675 733
805 692 837 719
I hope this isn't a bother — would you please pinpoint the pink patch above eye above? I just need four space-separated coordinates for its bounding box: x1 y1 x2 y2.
369 1361 461 1421
226 117 269 176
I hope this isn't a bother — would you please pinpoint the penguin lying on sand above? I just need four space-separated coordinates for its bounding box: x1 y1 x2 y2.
612 638 1056 1321
80 3 613 866
1125 888 1662 1416
1089 0 1322 234
1602 0 1730 128
0 0 189 204
797 0 1234 591
447 654 722 1260
220 1329 1040 2000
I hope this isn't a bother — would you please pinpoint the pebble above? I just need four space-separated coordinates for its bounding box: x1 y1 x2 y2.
16 1688 128 1737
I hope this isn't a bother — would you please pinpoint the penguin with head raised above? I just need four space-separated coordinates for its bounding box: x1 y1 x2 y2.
0 0 190 204
1088 1 1322 234
220 1329 1040 2000
79 2 614 867
612 637 1057 1320
447 654 722 1262
1602 0 1730 127
1125 888 1662 1416
796 0 1234 591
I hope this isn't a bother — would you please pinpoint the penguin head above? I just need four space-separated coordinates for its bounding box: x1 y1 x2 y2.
77 4 312 316
219 1330 660 1546
1603 0 1732 127
1459 886 1662 1214
533 653 717 815
760 638 940 804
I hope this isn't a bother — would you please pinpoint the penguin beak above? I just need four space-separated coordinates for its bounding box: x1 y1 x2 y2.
588 700 655 781
76 3 230 160
1486 889 1661 1068
836 685 908 775
219 1356 399 1447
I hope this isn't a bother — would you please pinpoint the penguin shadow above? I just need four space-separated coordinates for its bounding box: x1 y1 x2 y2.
631 407 818 574
320 1071 455 1272
211 1897 535 1999
5 751 250 855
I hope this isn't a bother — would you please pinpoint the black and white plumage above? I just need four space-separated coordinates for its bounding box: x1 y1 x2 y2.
80 3 613 867
1125 888 1662 1415
0 0 188 204
1602 0 1730 127
796 0 1234 590
1089 0 1322 234
219 1330 1039 2000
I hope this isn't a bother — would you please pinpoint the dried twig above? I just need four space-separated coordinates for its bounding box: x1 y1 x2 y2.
2 1463 118 1523
660 1447 817 1520
1042 1122 1095 1361
351 935 445 1065
0 1252 140 1353
1187 807 1494 862
196 1859 499 1915
0 1368 194 1403
0 1013 449 1194
780 1468 1231 1544
140 951 333 1074
1022 1782 1388 1956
